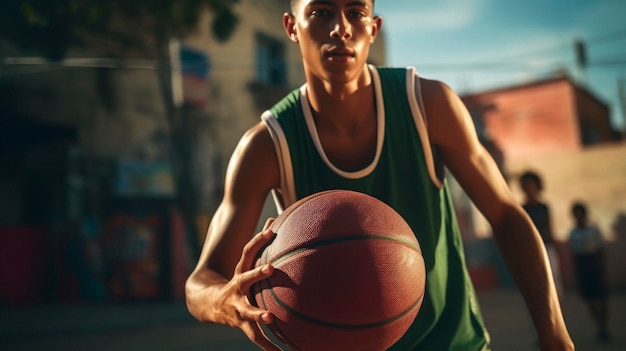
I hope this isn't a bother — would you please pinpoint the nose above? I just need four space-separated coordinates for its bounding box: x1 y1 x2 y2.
330 12 352 40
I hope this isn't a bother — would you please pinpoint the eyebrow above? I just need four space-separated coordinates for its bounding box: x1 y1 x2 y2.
307 0 370 8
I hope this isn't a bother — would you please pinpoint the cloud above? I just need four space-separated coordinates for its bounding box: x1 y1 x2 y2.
377 0 487 31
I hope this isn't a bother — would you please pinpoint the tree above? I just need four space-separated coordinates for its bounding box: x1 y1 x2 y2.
1 0 239 58
0 0 241 261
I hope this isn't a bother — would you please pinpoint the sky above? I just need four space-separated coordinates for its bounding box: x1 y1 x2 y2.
374 0 626 130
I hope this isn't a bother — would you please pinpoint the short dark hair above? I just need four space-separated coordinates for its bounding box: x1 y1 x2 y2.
291 0 376 12
572 202 587 216
520 171 543 191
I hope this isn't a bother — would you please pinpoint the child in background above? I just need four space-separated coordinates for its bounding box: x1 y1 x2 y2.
568 202 611 343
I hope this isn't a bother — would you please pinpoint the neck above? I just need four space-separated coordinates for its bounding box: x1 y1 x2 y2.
305 64 375 133
524 198 540 206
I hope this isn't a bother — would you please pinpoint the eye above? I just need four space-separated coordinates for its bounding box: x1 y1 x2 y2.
348 10 366 19
311 9 331 17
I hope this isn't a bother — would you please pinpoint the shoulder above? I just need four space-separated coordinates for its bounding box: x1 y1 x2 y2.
415 77 474 149
239 121 273 146
227 122 279 197
234 122 277 169
417 77 467 127
590 225 604 237
418 77 457 104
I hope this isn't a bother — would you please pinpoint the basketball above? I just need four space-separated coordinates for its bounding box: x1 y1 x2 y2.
249 190 426 351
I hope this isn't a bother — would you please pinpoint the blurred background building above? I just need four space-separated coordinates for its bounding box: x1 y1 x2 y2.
460 74 626 290
0 0 387 305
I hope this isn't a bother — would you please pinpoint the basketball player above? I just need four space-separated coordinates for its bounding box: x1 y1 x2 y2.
185 0 574 350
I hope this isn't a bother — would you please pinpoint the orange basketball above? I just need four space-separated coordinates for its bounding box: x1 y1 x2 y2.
249 190 425 351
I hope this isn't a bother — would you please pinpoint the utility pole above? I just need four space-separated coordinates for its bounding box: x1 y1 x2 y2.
618 76 626 139
574 38 587 86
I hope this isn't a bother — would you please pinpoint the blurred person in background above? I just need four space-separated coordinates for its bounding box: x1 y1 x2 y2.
519 171 562 295
568 201 611 343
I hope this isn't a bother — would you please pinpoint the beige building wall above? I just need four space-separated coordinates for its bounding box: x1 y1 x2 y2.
184 1 304 234
185 0 301 156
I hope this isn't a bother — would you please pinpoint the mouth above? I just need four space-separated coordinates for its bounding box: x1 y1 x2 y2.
324 47 355 60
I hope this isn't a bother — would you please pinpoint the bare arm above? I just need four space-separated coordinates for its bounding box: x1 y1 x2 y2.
421 78 574 351
185 122 281 350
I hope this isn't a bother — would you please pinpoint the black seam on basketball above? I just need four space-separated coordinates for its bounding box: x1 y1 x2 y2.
259 279 268 309
252 259 302 350
271 234 421 266
269 319 302 351
266 281 423 330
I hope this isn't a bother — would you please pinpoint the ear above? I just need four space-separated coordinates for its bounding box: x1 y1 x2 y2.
283 13 299 43
370 16 383 43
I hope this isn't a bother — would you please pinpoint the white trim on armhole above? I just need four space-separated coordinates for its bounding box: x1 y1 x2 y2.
406 67 444 188
261 109 298 214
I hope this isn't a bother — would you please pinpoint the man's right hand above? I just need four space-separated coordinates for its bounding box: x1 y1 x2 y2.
186 228 281 351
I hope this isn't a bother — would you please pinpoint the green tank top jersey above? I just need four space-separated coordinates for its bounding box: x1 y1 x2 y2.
261 66 490 350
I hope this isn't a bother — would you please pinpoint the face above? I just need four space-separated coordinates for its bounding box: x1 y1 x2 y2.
573 207 587 224
284 0 381 84
521 179 539 199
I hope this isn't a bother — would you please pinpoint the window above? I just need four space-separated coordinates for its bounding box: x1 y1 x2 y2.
256 33 286 87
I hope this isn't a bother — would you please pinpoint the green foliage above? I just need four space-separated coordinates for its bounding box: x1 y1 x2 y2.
205 0 241 42
0 0 240 59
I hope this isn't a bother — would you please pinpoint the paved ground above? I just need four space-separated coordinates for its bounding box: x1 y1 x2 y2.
1 288 624 350
478 289 624 351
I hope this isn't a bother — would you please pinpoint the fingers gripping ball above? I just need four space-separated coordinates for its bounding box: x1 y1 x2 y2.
249 190 426 351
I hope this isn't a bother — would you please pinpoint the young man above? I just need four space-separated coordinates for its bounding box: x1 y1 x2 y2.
185 0 574 349
519 171 562 295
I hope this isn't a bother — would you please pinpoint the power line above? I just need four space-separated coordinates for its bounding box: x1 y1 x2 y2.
2 27 625 78
454 27 626 67
586 28 626 46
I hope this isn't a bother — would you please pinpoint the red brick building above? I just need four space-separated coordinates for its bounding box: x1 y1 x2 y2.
462 75 616 163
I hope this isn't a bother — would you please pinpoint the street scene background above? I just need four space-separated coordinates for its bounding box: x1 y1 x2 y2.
1 1 625 350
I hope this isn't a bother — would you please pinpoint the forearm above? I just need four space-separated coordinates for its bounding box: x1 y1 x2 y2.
491 206 570 346
185 267 230 323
